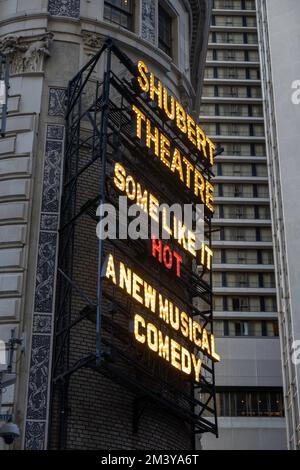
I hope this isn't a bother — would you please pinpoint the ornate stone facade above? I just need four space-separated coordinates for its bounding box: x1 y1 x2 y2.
141 0 156 45
48 88 66 117
48 0 80 18
24 123 64 450
0 33 53 75
82 31 103 50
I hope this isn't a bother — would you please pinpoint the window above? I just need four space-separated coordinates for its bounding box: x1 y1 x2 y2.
232 297 249 311
104 0 133 31
234 321 249 336
215 320 279 337
245 0 256 10
216 389 284 417
158 4 172 57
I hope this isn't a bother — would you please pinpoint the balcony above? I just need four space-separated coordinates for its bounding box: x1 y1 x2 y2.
214 155 267 164
213 263 275 272
213 176 268 183
207 42 259 51
212 9 257 15
213 212 271 219
209 38 258 46
212 218 272 227
209 135 265 144
213 286 277 295
202 90 262 98
212 311 278 321
206 59 260 67
212 240 273 249
210 25 257 33
215 198 270 207
202 95 263 104
204 78 261 87
200 109 263 118
200 117 264 125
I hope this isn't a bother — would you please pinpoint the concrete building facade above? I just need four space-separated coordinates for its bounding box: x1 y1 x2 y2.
256 0 300 450
0 0 212 450
199 0 286 450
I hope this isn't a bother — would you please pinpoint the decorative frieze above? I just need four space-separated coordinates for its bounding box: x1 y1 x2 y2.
48 88 66 117
24 123 64 449
24 421 46 450
48 0 80 18
41 141 64 213
32 315 52 335
26 334 51 420
141 0 156 45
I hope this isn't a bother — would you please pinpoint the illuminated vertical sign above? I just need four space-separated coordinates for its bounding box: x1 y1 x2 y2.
102 59 221 380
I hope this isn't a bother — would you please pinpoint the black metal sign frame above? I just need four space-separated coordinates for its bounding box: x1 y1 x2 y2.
50 39 218 449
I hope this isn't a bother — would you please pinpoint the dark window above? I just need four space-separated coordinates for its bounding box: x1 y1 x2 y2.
215 320 279 338
234 321 250 336
232 298 241 311
236 392 248 416
104 0 133 31
217 389 284 417
158 4 172 57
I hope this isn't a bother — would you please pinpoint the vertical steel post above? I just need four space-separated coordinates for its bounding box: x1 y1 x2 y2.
96 42 112 366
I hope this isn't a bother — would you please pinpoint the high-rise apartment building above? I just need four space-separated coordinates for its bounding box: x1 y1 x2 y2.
257 0 300 450
199 0 286 449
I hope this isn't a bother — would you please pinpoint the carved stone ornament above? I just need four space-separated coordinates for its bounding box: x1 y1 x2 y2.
82 31 104 69
0 32 54 74
82 31 104 51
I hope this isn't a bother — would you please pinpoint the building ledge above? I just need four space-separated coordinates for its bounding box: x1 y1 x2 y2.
216 417 286 429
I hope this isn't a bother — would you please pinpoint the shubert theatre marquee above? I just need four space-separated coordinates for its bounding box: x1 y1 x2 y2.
51 40 220 445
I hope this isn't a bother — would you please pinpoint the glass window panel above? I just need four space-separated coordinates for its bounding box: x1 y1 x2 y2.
254 321 262 336
258 392 270 416
104 0 133 30
213 296 223 311
214 321 224 336
269 297 278 312
236 392 247 416
158 4 172 57
249 297 260 311
270 392 283 417
206 49 213 60
219 392 231 416
248 50 259 62
249 391 259 416
247 33 258 44
246 16 257 26
217 390 284 417
203 85 215 97
266 321 279 337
